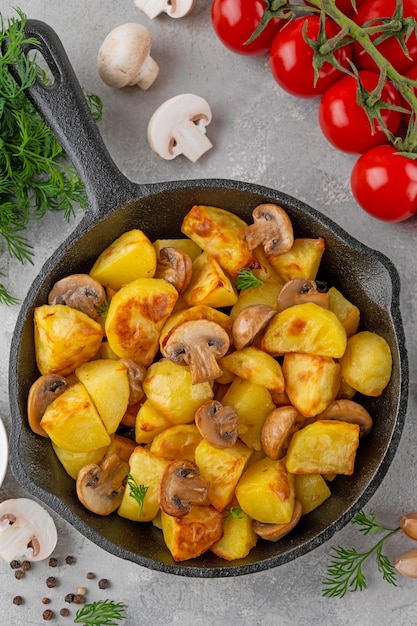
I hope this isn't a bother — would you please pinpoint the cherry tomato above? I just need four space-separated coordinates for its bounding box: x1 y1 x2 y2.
350 144 417 222
211 0 286 55
269 15 353 98
318 71 402 153
352 0 417 74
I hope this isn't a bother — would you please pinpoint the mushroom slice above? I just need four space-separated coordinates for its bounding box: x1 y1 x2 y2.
119 358 147 405
147 93 213 162
244 204 294 256
253 500 302 542
261 406 305 460
277 278 329 313
195 400 240 448
134 0 195 19
317 399 373 437
159 459 210 517
97 23 159 90
48 273 106 320
232 304 277 350
76 454 129 516
154 246 193 293
161 319 230 384
0 498 57 562
27 374 69 437
395 549 417 578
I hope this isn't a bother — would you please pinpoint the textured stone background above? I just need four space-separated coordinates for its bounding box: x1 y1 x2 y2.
1 1 417 624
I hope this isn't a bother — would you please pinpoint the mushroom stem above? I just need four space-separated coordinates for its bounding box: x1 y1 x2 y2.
0 517 39 562
129 54 159 89
172 118 213 163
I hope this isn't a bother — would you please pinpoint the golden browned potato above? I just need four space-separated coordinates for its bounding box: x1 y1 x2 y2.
283 353 341 417
195 438 253 512
222 377 275 450
235 457 295 525
143 360 213 424
262 302 347 358
181 205 252 275
118 446 170 522
89 229 157 289
220 346 285 394
75 359 130 434
230 281 281 320
51 442 108 479
340 330 392 396
160 505 224 561
211 508 257 561
150 424 202 462
294 473 332 515
135 399 171 444
286 420 360 475
105 277 178 366
182 252 238 308
40 382 111 452
34 304 103 376
268 237 325 282
153 238 202 261
328 286 360 337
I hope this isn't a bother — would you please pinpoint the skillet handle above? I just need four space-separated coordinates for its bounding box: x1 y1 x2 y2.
12 19 140 215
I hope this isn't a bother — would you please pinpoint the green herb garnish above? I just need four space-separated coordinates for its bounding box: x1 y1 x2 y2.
0 9 102 304
126 472 149 518
74 599 126 625
225 506 244 520
322 510 400 598
235 269 263 291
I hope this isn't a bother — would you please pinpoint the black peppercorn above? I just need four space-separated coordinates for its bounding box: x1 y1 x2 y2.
86 571 95 579
65 555 76 565
46 576 57 588
73 594 86 604
48 557 58 567
12 595 23 605
42 609 54 620
10 560 21 569
64 593 74 603
14 569 24 580
21 560 31 571
98 578 109 589
60 607 70 617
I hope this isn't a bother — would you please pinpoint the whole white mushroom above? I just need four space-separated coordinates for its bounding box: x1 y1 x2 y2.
97 23 159 90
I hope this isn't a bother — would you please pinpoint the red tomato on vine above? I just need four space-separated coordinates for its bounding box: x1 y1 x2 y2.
211 0 286 55
305 0 366 17
351 145 417 222
352 0 417 74
269 15 353 98
318 71 402 153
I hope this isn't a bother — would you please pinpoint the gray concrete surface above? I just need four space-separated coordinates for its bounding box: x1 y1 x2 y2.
1 1 417 624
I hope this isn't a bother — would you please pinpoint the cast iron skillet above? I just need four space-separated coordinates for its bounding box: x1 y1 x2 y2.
8 20 408 577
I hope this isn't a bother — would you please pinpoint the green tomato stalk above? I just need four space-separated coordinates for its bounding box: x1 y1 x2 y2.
257 0 417 154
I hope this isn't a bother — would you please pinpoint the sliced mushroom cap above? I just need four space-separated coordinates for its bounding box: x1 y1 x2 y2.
261 406 305 460
253 500 302 542
76 454 129 516
317 399 373 437
159 459 210 517
27 374 69 437
134 0 195 19
119 358 147 405
195 400 240 448
244 204 294 256
48 273 106 320
0 498 57 562
97 23 159 90
154 246 193 293
147 93 213 162
161 319 230 384
232 304 277 350
277 278 329 313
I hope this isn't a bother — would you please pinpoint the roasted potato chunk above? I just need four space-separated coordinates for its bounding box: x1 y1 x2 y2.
262 302 347 358
286 420 360 475
89 229 157 289
294 473 331 515
105 277 178 366
340 331 392 396
135 399 171 444
211 508 257 561
182 251 238 308
150 424 202 462
268 237 325 281
283 353 341 417
34 304 103 376
51 442 108 480
161 505 224 561
181 205 252 275
328 286 360 337
220 346 285 393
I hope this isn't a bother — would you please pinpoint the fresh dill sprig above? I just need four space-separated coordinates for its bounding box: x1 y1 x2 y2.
322 510 400 598
0 9 103 304
225 506 244 520
235 269 263 291
74 599 126 625
126 471 149 518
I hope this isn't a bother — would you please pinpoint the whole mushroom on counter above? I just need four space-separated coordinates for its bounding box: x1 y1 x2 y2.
97 23 159 90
